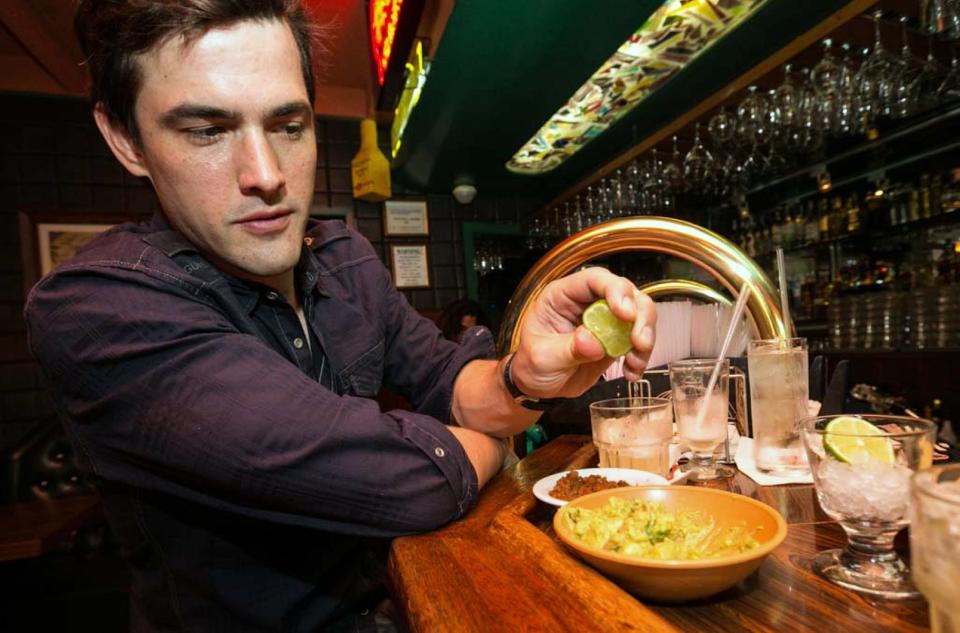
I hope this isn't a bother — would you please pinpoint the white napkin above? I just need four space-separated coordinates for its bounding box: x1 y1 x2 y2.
735 437 813 485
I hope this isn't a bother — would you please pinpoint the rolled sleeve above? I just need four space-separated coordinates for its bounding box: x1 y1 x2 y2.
25 267 478 538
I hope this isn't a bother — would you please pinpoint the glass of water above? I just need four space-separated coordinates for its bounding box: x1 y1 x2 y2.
801 415 937 599
911 463 960 632
669 358 733 480
748 337 809 476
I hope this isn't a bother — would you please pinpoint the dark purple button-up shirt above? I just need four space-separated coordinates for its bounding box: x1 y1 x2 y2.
25 214 493 632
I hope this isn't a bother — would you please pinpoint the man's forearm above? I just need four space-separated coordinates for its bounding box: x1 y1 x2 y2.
451 358 541 437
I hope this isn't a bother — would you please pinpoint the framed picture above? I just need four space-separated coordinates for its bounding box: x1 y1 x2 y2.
383 199 429 236
389 244 430 289
18 210 142 296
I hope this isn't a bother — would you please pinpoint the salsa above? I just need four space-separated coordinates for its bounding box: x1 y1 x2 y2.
550 471 630 501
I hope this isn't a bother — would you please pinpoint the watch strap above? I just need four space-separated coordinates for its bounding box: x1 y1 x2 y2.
502 354 566 411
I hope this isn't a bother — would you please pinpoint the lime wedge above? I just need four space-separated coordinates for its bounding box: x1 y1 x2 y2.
582 299 633 357
822 416 895 465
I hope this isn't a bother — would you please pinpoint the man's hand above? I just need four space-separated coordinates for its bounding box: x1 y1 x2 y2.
509 267 656 398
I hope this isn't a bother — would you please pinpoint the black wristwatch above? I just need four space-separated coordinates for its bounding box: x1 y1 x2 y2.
502 354 566 411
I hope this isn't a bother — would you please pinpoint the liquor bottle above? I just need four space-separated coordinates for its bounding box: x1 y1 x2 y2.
845 193 861 234
830 196 846 237
908 188 921 223
771 208 784 250
930 172 944 216
804 200 820 245
782 207 795 249
942 167 960 213
818 198 830 238
920 173 932 219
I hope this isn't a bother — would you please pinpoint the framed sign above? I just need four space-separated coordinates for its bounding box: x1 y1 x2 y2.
389 244 430 288
383 199 429 236
18 210 142 296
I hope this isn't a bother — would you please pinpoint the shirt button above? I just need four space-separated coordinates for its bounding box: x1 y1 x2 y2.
266 291 280 301
434 447 446 458
293 337 305 349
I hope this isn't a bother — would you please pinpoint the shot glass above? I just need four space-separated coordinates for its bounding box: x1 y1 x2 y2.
911 463 960 631
669 358 733 480
589 397 673 477
748 337 809 475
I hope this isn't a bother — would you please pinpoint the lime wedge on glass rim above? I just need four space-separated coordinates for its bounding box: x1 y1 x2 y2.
582 299 634 357
822 416 895 465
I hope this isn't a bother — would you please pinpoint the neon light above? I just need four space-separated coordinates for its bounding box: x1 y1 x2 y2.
370 0 404 86
507 0 769 174
391 40 430 158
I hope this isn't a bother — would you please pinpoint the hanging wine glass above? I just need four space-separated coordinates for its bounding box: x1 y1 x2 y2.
811 38 843 95
832 43 859 136
943 0 960 41
708 106 736 146
572 195 586 233
562 201 574 238
774 64 801 144
858 12 904 120
662 135 683 193
938 46 960 100
916 35 948 111
683 122 713 191
891 17 924 118
796 68 824 151
623 160 640 214
922 0 949 37
736 86 769 147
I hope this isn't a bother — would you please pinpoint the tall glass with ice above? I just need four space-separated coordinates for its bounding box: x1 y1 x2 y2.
589 397 673 477
801 414 936 599
748 337 809 474
911 464 960 632
669 358 733 480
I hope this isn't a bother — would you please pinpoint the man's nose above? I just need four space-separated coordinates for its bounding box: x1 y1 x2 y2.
236 131 286 196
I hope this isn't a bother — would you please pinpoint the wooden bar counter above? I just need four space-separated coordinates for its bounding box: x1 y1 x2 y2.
388 435 930 632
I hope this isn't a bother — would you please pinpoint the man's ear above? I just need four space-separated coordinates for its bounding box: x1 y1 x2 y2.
92 103 150 179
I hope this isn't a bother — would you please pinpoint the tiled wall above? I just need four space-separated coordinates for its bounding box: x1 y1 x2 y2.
0 94 535 454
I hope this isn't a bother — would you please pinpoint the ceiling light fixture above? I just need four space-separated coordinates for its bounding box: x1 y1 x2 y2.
506 0 770 175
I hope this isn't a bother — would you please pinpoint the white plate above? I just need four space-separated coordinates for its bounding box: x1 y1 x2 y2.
533 467 672 507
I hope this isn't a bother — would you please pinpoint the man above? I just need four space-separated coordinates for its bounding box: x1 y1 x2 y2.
25 1 656 631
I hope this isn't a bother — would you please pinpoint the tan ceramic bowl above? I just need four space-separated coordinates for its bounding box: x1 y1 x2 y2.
553 486 787 602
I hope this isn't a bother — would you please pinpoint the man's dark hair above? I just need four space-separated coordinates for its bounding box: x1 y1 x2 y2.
75 0 317 144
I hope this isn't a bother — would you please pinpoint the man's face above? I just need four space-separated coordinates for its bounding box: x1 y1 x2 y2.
129 19 316 280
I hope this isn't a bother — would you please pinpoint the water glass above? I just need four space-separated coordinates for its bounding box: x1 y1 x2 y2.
801 415 937 599
911 463 960 632
747 337 809 475
589 397 673 477
669 359 733 480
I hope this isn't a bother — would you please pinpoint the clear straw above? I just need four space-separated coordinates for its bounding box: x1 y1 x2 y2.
776 247 791 342
692 283 752 429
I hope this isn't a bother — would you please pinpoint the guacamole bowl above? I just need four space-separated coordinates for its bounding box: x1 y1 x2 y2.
553 485 787 602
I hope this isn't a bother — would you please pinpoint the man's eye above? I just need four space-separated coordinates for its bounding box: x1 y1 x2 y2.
185 126 225 143
281 123 304 139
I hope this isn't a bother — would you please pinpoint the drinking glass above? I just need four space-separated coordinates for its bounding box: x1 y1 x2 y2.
683 122 713 189
859 12 903 119
938 48 960 101
708 106 736 145
737 85 770 147
774 64 801 142
747 337 809 475
669 359 733 480
916 36 948 112
911 464 960 632
662 135 683 192
801 415 937 599
891 18 924 118
589 397 674 477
